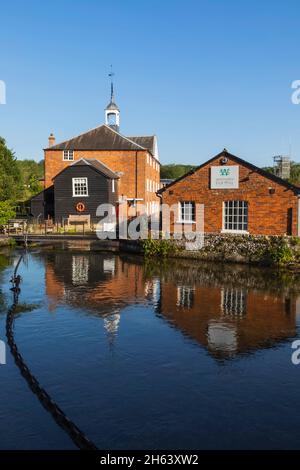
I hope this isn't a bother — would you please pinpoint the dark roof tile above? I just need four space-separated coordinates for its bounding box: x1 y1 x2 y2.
46 124 154 153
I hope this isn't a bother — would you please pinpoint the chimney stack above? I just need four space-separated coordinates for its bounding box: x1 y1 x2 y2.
48 133 55 147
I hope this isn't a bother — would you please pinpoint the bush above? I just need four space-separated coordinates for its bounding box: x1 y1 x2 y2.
142 238 179 257
263 237 294 266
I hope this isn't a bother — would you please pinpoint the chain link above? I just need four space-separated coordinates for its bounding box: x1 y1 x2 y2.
6 254 98 450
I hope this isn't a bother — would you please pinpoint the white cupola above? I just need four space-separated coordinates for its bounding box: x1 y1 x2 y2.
105 68 120 132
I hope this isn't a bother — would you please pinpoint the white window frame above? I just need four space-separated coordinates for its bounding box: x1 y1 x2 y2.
63 150 74 161
112 179 115 193
72 177 89 197
222 200 248 233
178 201 196 224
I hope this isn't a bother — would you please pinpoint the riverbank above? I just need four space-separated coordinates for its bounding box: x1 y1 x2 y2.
142 234 300 269
6 233 300 268
0 236 15 248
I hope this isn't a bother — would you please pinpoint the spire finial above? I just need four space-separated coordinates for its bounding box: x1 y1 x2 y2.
108 65 115 102
105 66 120 131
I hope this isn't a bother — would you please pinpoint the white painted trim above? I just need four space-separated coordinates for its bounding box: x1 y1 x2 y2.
222 200 248 232
176 220 196 225
221 229 249 234
72 177 89 197
70 157 90 166
63 150 74 161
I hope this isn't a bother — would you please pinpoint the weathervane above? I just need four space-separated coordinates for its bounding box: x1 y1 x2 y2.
108 65 115 102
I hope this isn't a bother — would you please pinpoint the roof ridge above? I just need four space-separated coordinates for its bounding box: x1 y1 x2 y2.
103 125 147 150
45 124 149 152
44 124 107 150
127 134 155 138
158 150 300 194
85 157 117 175
53 156 119 180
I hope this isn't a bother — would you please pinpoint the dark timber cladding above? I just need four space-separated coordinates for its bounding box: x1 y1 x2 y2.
30 185 54 220
53 159 119 224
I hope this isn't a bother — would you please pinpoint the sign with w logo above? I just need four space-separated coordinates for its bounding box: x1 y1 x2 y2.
210 165 239 189
220 168 230 176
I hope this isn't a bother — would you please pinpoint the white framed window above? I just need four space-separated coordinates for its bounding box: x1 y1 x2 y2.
72 255 89 285
72 177 88 197
179 201 195 223
112 179 115 193
223 200 248 232
63 150 74 161
176 286 195 309
221 288 247 316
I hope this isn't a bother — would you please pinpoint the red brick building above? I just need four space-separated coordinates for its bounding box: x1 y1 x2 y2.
31 84 160 223
159 149 300 236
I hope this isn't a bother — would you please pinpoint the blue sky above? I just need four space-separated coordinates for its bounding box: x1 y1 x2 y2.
1 0 300 167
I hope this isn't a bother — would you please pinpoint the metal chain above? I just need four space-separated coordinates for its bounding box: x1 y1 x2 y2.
6 253 98 450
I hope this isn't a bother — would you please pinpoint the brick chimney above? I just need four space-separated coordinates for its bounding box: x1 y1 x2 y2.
48 133 55 147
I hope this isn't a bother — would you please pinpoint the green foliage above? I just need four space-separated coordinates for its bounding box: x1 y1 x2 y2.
263 237 294 266
263 161 300 185
14 303 40 315
0 200 16 225
16 159 44 201
0 137 21 202
160 164 197 180
143 238 179 257
290 236 300 246
0 137 44 206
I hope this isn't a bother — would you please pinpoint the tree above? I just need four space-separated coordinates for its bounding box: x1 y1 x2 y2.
16 159 44 200
160 164 197 180
0 137 21 202
263 161 300 186
0 201 16 225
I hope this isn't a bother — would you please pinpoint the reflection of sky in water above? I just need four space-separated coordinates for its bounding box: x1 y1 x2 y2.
207 321 237 355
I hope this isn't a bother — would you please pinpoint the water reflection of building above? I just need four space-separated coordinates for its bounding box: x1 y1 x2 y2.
44 252 153 345
45 253 148 312
43 252 299 360
159 280 297 359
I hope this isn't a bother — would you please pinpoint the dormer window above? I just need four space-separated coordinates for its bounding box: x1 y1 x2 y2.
63 150 74 161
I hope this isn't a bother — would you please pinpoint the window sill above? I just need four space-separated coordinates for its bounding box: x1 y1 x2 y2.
72 195 89 198
175 220 196 224
221 229 249 234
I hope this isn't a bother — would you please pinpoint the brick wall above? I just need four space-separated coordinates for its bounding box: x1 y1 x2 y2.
44 148 160 212
161 154 299 236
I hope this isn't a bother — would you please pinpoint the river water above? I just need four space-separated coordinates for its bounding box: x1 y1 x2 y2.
0 245 300 449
